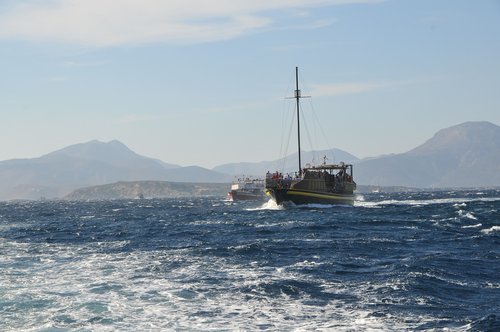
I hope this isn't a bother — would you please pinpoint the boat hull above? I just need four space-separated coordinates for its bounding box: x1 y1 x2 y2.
228 190 266 201
268 188 355 206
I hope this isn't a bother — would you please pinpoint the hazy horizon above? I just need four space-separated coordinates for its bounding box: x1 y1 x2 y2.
1 0 499 169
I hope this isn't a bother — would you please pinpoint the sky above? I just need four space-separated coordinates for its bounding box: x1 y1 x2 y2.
0 0 499 169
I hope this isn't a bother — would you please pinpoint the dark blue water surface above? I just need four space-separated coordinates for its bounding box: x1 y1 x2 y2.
1 190 499 331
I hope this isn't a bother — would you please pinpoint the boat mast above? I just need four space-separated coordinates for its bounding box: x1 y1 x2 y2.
295 67 302 176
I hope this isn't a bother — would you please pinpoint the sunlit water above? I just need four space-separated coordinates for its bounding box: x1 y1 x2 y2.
1 190 499 331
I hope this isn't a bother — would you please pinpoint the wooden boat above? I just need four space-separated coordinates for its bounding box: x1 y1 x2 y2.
265 68 356 206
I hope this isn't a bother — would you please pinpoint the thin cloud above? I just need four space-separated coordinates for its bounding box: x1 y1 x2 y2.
62 60 108 67
0 0 385 47
196 100 266 114
47 76 67 82
118 113 177 124
310 80 409 97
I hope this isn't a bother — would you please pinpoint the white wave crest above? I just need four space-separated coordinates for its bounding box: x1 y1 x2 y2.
355 196 500 208
0 242 426 331
462 223 482 229
481 225 500 235
246 199 283 211
457 209 478 220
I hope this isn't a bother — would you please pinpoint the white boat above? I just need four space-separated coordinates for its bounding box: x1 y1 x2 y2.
227 177 266 201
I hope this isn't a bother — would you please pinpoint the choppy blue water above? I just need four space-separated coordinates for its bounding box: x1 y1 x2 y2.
1 190 499 331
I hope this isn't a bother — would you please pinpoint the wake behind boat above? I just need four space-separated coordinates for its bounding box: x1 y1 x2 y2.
265 67 356 206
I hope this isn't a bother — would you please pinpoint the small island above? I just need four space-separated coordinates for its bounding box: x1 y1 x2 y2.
63 181 229 200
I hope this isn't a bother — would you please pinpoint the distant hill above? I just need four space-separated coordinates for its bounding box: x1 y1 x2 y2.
354 121 500 187
64 181 229 200
0 140 231 200
213 148 359 176
1 121 498 200
43 139 180 169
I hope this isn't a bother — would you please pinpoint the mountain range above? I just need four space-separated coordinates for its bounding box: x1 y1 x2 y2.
0 140 230 200
213 148 359 176
354 121 500 187
0 121 499 200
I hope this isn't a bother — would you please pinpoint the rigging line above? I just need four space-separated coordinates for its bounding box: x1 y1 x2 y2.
299 69 337 164
307 97 336 163
278 99 289 169
278 98 287 166
300 103 318 165
278 97 293 170
278 72 297 169
298 71 323 165
281 106 296 172
278 69 303 172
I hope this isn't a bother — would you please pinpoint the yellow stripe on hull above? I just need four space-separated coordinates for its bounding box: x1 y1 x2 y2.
287 190 354 202
267 187 355 205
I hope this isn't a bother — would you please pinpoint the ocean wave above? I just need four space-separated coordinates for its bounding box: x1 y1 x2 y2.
1 194 499 331
481 225 500 235
457 209 478 220
462 223 482 228
355 196 500 208
246 199 283 211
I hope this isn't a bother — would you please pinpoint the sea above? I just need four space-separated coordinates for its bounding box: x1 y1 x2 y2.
1 190 499 331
